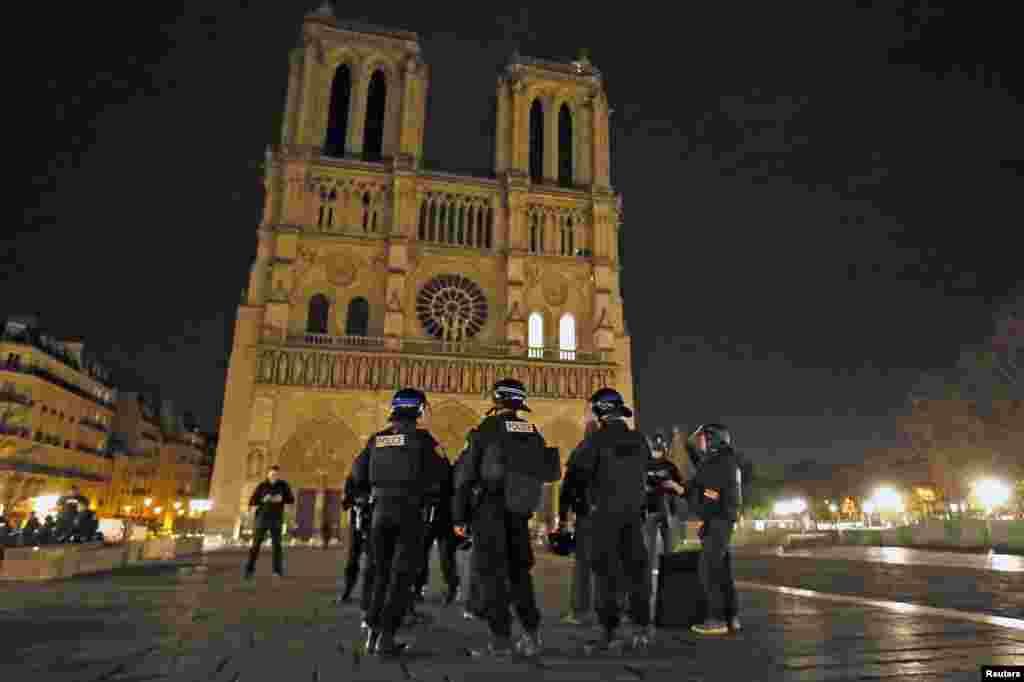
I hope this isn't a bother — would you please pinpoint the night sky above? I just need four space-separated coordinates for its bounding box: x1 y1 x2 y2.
6 2 1021 467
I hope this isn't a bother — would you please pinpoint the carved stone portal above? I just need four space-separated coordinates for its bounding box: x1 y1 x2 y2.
277 418 358 490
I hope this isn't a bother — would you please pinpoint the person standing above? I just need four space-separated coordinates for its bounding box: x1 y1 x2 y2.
244 465 295 580
337 474 369 603
643 430 683 599
452 378 556 658
661 423 743 635
350 388 446 656
566 388 653 651
415 446 459 605
558 418 599 626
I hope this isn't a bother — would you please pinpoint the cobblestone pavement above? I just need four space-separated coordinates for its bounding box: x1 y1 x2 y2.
0 547 1022 681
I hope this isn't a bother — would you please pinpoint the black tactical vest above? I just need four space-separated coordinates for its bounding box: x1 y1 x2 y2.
369 428 425 499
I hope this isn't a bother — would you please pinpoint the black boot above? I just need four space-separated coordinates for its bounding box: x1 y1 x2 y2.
341 583 354 602
375 631 407 656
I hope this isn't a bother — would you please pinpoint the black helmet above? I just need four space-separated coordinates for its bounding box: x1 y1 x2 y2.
492 378 530 412
691 423 732 455
650 430 668 452
589 387 633 419
546 527 576 556
390 388 427 420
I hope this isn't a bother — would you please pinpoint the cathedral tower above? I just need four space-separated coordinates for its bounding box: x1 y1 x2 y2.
207 5 633 539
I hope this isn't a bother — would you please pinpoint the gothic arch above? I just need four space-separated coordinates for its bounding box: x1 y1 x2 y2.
277 418 359 490
528 98 545 183
307 293 330 334
425 399 480 459
557 102 574 187
323 62 353 157
363 69 388 162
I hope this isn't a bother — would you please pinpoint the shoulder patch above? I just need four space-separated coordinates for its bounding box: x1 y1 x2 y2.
505 421 534 434
375 434 407 448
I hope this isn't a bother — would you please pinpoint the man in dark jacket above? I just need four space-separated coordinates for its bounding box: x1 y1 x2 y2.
338 474 369 603
244 465 295 579
566 388 654 651
643 431 683 601
662 423 742 635
452 378 552 658
415 447 458 605
350 388 446 656
557 418 599 625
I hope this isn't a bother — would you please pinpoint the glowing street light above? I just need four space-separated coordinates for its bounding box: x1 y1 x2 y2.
871 487 904 513
862 500 876 515
773 498 808 516
829 503 839 513
153 507 163 514
143 498 153 508
31 495 60 516
972 479 1011 513
173 501 183 511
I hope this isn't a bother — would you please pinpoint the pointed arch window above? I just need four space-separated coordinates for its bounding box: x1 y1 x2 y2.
307 294 330 335
345 297 369 337
323 64 352 158
558 103 573 187
363 70 387 162
529 99 544 183
559 313 576 361
528 312 544 359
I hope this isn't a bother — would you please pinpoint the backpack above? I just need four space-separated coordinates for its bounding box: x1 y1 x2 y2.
590 433 648 516
480 420 559 515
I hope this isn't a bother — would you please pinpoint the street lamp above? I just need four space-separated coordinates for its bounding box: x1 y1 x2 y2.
972 479 1011 515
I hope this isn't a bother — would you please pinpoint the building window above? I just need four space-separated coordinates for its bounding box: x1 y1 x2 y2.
558 103 573 187
345 297 369 337
323 64 352 158
559 313 576 360
363 70 387 162
529 99 544 183
307 294 330 335
528 312 544 359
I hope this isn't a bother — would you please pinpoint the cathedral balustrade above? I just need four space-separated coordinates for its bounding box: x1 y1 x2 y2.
416 184 499 251
255 345 615 399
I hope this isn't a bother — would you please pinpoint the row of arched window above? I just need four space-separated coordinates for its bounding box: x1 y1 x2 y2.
418 199 494 248
324 65 387 162
529 312 576 360
307 295 369 337
529 100 574 187
528 212 578 256
316 188 385 234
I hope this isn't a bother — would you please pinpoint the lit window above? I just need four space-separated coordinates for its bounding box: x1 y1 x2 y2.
559 313 576 361
528 312 544 359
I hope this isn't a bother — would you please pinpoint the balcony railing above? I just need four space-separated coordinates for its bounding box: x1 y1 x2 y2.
287 333 387 349
0 332 112 386
0 362 115 409
281 333 608 363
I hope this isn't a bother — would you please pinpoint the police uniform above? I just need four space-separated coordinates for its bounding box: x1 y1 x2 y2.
350 396 445 655
567 389 653 649
558 439 595 621
452 379 551 657
415 449 458 603
338 474 368 602
643 442 683 597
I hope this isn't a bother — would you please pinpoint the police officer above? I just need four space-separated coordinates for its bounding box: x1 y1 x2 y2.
452 378 548 658
452 445 484 621
643 430 683 600
557 418 599 625
564 388 653 651
337 473 368 603
661 423 742 635
350 388 446 655
413 443 458 605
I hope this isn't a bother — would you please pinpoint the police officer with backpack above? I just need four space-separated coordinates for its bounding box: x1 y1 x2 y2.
349 388 447 656
452 378 559 658
563 388 654 651
661 423 743 635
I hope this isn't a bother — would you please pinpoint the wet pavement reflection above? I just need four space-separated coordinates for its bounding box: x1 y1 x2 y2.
751 544 1024 572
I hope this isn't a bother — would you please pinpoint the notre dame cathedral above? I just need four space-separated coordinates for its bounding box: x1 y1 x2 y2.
207 3 633 538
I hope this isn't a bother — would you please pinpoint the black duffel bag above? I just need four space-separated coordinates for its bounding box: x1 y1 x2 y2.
654 550 707 628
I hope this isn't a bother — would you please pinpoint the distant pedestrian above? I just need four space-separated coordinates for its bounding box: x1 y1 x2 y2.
244 465 295 579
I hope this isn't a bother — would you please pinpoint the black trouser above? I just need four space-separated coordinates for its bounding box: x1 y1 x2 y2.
590 512 650 632
472 498 541 640
364 500 424 634
246 520 283 575
417 514 458 595
570 515 594 614
699 518 738 622
643 511 674 599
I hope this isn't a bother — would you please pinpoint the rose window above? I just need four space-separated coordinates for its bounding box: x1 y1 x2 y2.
416 274 489 342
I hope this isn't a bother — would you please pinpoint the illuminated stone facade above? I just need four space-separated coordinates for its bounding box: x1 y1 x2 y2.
0 317 116 516
208 7 634 536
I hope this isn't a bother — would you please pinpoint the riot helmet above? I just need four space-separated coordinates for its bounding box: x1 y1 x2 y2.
691 423 732 456
491 378 530 413
650 430 668 455
589 387 633 420
390 388 427 420
546 526 576 557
